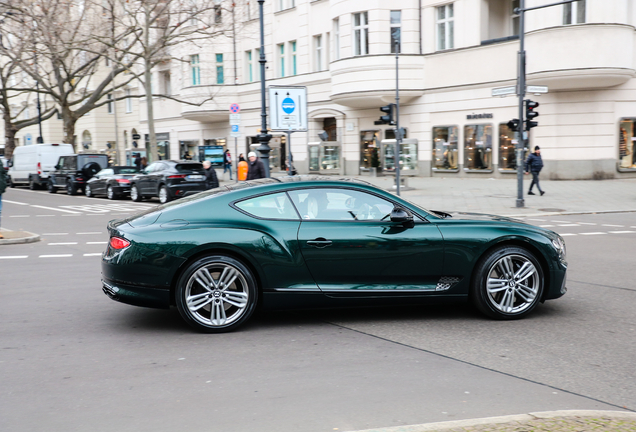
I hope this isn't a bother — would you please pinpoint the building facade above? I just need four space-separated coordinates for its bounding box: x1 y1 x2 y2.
10 0 636 180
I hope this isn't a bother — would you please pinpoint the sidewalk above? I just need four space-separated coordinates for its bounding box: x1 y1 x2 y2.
243 174 636 217
347 410 636 432
0 228 40 245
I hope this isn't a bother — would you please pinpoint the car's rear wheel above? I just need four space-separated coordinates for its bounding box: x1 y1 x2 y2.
66 181 78 195
29 179 38 190
175 255 258 333
130 184 142 202
158 185 171 204
47 180 56 194
471 246 544 320
107 185 117 200
85 184 93 197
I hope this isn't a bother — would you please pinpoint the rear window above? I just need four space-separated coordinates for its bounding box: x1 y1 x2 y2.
175 163 203 173
114 167 139 174
78 155 109 169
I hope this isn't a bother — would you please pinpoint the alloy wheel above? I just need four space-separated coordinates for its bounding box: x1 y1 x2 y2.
107 186 115 200
85 184 92 197
130 185 141 202
485 254 540 315
159 186 170 204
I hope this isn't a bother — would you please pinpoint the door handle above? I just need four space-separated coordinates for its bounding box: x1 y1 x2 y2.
306 238 333 248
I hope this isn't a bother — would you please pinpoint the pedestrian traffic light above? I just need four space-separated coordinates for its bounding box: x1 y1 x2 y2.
507 118 520 132
525 99 540 130
374 104 396 125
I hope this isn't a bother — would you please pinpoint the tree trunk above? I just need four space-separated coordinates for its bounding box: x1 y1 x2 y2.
62 108 77 152
3 112 18 160
144 62 158 162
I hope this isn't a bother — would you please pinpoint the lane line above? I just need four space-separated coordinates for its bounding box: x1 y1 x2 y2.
2 200 29 205
31 205 81 214
0 256 29 259
83 253 103 257
539 225 554 227
39 254 73 258
577 222 597 225
9 215 30 218
608 231 636 234
602 224 624 227
48 242 78 245
61 214 82 217
560 233 577 236
558 224 579 227
36 215 55 217
580 232 606 235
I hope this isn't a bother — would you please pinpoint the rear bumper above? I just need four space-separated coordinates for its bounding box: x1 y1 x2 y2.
102 278 170 309
167 183 207 198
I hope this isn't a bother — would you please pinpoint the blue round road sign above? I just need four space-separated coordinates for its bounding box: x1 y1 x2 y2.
281 98 295 114
229 103 240 113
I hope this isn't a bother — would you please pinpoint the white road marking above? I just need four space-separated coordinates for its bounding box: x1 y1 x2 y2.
31 205 81 214
39 254 73 258
539 225 554 227
602 224 624 227
42 233 68 236
560 233 577 236
558 224 579 227
77 232 103 235
36 215 55 217
2 200 29 205
61 214 82 217
86 241 107 245
608 231 636 234
580 232 606 235
0 256 28 259
48 242 78 246
550 220 571 223
9 215 30 218
83 253 103 257
576 222 597 225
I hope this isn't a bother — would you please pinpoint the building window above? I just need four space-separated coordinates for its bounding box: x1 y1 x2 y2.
246 50 253 82
564 0 585 24
314 35 323 71
216 53 224 84
511 0 520 35
160 71 171 95
214 5 222 23
107 94 113 114
291 41 297 75
498 123 523 171
190 54 200 85
125 89 132 113
619 119 636 170
464 124 493 171
390 10 401 53
436 3 454 51
353 12 369 55
333 18 340 60
432 126 458 171
278 43 285 77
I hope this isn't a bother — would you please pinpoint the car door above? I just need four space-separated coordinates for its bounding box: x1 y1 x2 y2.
139 162 159 195
94 169 111 194
290 187 445 297
147 162 167 196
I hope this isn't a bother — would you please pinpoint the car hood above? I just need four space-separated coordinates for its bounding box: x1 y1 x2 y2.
429 210 528 225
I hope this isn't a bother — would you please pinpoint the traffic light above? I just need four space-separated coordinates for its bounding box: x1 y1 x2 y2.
374 104 396 125
507 118 520 132
525 99 540 130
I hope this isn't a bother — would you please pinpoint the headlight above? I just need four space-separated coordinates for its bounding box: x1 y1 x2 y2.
551 237 566 260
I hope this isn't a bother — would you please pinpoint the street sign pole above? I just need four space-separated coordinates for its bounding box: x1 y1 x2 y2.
516 0 526 208
395 40 401 196
286 130 293 176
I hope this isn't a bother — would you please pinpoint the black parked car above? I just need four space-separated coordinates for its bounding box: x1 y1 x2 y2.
85 166 139 200
129 160 207 204
48 154 110 195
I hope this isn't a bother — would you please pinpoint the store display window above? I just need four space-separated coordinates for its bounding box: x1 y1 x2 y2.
464 124 493 171
308 145 320 172
320 145 340 171
360 130 380 171
432 126 458 171
619 118 636 171
498 123 527 172
382 139 418 173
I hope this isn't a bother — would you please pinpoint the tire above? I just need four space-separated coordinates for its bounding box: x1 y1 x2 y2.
130 184 142 202
66 181 78 195
85 184 93 197
107 185 117 200
471 246 544 320
158 185 171 204
82 162 102 180
47 180 57 194
29 179 38 190
175 255 258 333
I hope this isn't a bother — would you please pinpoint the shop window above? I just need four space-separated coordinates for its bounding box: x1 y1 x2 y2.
308 145 320 171
320 145 340 171
432 126 458 171
619 118 636 170
498 123 519 171
360 130 380 171
383 140 418 172
464 124 493 171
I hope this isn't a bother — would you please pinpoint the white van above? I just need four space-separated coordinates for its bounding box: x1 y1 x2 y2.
8 143 75 189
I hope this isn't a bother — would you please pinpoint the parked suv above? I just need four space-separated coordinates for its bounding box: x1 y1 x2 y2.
48 154 109 195
130 160 207 204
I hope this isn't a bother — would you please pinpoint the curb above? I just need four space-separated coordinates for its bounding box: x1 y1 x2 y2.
345 410 636 432
0 230 40 245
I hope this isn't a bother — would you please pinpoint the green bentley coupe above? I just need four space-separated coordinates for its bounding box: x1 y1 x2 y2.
102 176 567 332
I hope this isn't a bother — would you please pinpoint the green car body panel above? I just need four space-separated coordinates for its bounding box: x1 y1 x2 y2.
102 178 566 314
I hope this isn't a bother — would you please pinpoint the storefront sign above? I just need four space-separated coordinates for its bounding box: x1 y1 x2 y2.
467 113 493 120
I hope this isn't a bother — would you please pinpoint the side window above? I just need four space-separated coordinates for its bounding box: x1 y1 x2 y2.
57 157 65 169
288 188 394 221
146 163 160 172
235 192 299 220
64 157 76 170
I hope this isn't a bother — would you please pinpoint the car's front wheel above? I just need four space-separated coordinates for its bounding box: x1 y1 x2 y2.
130 184 142 202
47 180 57 194
471 246 544 320
158 185 171 204
175 255 258 333
66 181 78 195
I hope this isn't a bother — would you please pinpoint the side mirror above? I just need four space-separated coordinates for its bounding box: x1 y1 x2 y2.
8 160 13 167
390 206 415 228
55 164 60 170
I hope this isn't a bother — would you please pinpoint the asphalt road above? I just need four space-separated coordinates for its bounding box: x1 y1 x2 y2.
1 187 634 432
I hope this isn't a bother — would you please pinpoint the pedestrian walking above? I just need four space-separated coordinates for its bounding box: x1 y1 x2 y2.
525 146 545 196
0 165 7 239
223 149 233 180
202 160 219 189
133 153 141 170
246 151 266 180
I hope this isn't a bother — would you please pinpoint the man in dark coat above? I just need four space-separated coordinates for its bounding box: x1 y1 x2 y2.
525 146 544 196
246 151 266 180
202 160 219 189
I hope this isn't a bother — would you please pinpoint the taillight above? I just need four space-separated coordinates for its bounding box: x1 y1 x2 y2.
109 237 130 250
37 162 41 175
117 179 130 184
168 174 187 179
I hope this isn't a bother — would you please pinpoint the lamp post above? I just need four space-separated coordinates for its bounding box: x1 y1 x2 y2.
256 0 272 177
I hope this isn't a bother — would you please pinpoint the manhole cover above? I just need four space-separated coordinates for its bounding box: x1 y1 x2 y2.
538 208 566 212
